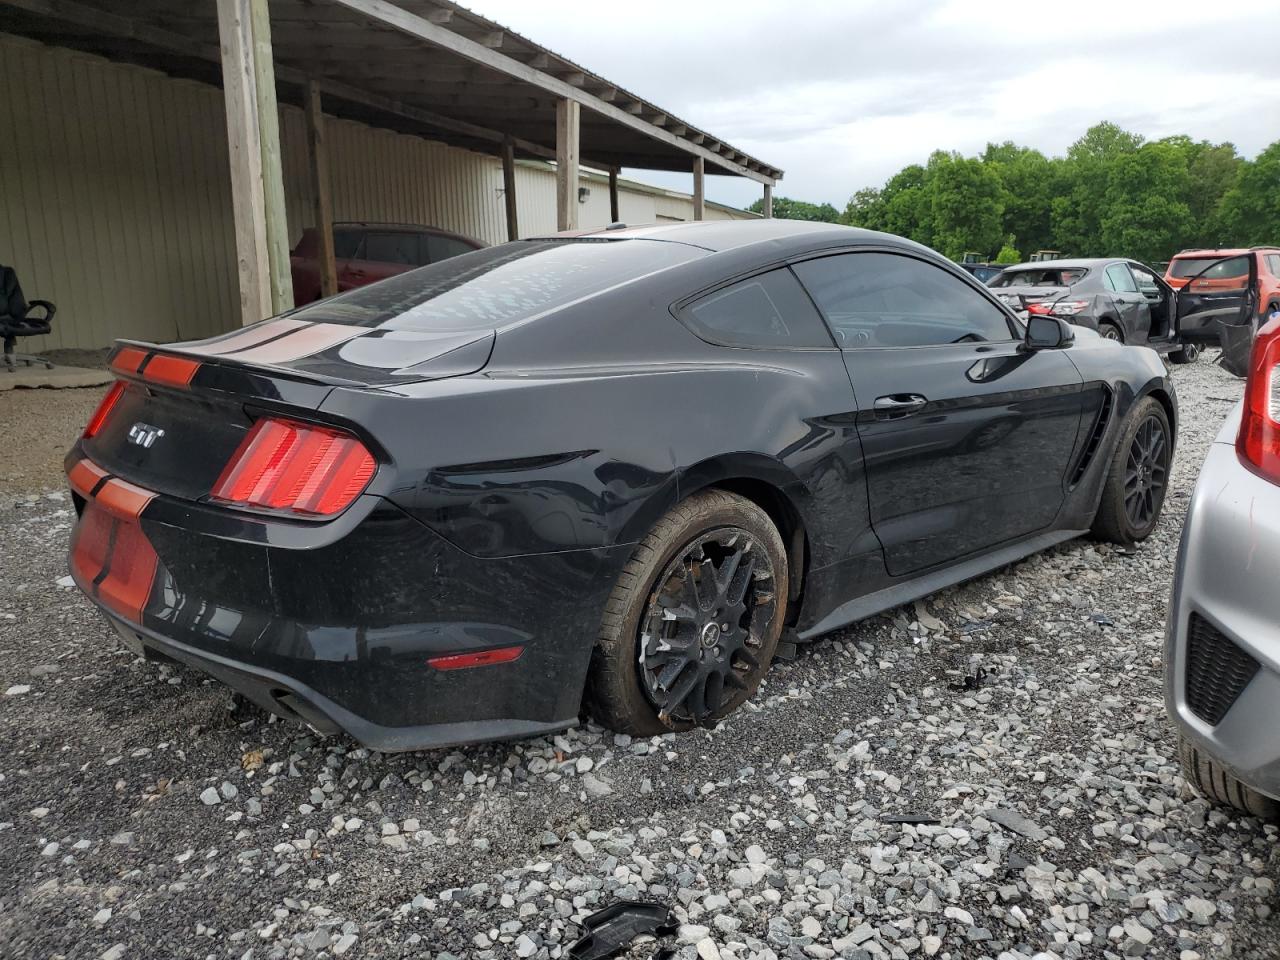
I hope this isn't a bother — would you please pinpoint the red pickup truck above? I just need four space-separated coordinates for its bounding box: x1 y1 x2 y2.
290 222 485 306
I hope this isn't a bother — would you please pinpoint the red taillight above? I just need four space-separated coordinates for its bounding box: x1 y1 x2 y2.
1237 316 1280 484
83 381 126 438
1026 302 1053 315
427 645 525 671
210 417 376 517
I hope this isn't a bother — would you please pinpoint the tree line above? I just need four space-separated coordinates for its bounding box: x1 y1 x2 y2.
749 123 1280 265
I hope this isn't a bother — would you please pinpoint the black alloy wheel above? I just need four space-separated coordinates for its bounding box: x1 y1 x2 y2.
638 528 777 725
1123 413 1169 529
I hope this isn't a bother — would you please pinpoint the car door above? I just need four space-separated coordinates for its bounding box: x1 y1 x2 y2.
791 250 1087 577
1174 254 1258 341
1128 261 1176 342
1103 262 1150 342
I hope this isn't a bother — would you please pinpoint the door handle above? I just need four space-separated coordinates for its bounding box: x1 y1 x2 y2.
873 394 928 418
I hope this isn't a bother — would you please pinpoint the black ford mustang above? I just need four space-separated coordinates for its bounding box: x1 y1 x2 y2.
67 221 1176 750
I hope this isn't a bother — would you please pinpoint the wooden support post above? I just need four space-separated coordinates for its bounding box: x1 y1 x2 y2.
692 156 705 221
217 0 292 323
217 0 272 324
501 136 519 241
249 0 292 314
555 98 580 231
762 182 773 219
609 168 620 223
304 81 337 299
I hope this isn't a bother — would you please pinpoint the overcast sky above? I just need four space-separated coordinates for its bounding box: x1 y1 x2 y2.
462 0 1280 211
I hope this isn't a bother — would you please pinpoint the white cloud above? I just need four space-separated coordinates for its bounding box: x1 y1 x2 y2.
460 0 1280 209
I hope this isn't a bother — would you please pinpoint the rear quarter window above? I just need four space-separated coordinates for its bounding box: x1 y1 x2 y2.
678 268 834 349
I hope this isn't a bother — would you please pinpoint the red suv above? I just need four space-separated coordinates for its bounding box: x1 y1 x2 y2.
290 222 485 306
1165 247 1280 325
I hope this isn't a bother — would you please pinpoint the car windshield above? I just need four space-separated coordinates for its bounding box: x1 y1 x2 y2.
990 268 1086 288
1169 256 1246 280
287 239 704 331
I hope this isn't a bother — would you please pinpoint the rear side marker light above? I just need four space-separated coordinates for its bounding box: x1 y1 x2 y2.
1237 315 1280 484
83 381 126 438
427 646 525 671
211 417 376 517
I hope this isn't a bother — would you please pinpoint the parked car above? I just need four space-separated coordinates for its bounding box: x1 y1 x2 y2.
67 220 1177 751
957 261 1005 284
988 257 1257 362
1164 246 1279 339
1166 314 1280 819
290 221 485 305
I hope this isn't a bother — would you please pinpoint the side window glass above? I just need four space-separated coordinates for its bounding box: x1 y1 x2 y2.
1266 254 1280 275
681 268 833 349
791 252 1015 348
426 234 479 263
1131 267 1160 296
332 229 362 260
363 232 419 266
1106 264 1137 293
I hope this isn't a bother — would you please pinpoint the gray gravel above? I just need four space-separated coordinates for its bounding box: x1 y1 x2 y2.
2 357 1277 960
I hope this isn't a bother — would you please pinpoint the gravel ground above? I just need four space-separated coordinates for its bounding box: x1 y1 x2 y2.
0 388 101 500
2 357 1275 960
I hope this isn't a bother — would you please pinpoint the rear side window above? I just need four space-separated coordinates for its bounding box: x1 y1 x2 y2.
427 234 479 263
792 252 1015 348
1266 254 1280 275
332 229 362 259
363 232 423 266
288 239 704 332
680 268 833 349
1105 263 1137 292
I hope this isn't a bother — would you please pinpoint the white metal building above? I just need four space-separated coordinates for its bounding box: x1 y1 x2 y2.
0 1 782 352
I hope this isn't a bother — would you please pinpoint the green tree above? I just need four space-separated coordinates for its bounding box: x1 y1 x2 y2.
1100 141 1194 262
748 196 840 222
994 241 1021 265
984 142 1056 255
840 187 886 230
1217 140 1280 246
1067 121 1144 162
926 151 1005 260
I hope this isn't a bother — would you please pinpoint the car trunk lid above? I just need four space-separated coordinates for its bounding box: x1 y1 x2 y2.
79 321 491 503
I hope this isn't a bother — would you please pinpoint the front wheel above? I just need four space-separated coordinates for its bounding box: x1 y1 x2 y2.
1179 735 1278 820
1090 397 1172 545
587 490 788 736
1099 321 1124 342
1168 342 1200 364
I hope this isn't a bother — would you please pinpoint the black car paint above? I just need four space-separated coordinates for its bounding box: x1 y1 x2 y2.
67 222 1177 751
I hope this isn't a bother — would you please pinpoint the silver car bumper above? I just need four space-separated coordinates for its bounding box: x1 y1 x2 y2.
1166 407 1280 801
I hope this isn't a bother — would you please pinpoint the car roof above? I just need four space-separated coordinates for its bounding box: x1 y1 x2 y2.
1171 247 1276 257
535 219 872 253
1002 258 1116 270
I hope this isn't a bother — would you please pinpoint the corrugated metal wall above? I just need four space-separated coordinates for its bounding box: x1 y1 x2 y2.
0 33 754 352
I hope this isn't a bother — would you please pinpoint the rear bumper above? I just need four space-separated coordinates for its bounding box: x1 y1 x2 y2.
100 610 571 751
67 451 624 751
1166 432 1280 801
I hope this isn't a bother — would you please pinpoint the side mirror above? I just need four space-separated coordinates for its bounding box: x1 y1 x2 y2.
1025 314 1074 350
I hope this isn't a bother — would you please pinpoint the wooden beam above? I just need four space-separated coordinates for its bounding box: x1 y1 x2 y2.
692 156 705 221
556 98 580 231
501 136 519 241
762 182 773 219
305 81 338 298
609 168 619 223
216 0 272 325
249 0 292 314
326 0 775 183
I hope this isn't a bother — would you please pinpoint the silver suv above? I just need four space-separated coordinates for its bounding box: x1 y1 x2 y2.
1167 314 1280 818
